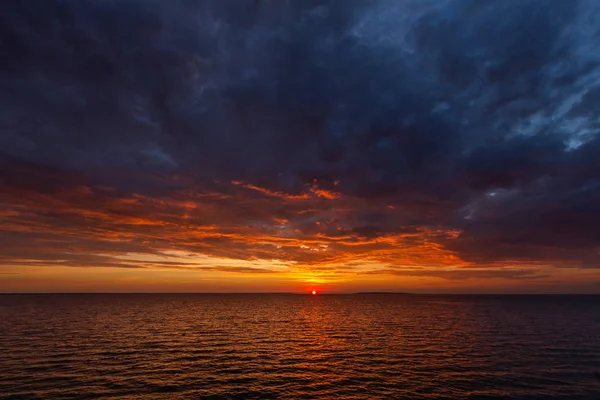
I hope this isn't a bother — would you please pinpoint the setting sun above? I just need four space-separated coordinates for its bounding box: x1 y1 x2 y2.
312 290 317 295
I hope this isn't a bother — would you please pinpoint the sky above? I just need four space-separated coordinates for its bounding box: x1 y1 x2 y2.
1 0 600 293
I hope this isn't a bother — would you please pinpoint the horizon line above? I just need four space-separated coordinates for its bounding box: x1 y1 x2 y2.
1 292 599 295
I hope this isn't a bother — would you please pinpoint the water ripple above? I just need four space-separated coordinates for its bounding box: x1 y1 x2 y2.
1 294 600 399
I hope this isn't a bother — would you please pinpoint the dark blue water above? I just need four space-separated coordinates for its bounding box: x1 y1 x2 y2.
1 294 600 399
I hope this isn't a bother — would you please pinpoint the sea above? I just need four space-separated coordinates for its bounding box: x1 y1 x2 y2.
1 294 599 399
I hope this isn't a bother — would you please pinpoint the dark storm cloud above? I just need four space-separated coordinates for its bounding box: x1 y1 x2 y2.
1 0 600 273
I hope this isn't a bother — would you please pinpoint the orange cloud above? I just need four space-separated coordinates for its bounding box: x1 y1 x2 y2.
1 169 585 293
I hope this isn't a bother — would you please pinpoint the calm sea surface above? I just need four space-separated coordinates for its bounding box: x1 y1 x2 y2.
1 294 600 399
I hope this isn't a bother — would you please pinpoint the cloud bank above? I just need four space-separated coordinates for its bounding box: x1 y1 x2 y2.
1 0 600 287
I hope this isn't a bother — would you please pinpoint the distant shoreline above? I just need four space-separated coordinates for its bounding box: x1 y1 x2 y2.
353 292 412 295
